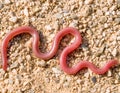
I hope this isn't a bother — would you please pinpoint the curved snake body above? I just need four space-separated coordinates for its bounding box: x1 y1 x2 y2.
1 26 118 74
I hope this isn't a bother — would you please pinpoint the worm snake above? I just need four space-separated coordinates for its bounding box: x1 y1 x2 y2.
1 26 118 74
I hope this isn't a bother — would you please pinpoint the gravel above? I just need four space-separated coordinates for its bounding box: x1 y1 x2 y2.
0 0 120 93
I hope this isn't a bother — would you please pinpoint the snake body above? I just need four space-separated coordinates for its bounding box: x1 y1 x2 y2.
1 26 118 74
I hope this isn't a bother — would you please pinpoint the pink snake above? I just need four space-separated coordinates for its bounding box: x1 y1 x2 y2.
1 26 118 74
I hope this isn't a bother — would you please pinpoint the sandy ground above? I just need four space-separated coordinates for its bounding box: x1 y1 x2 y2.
0 0 120 93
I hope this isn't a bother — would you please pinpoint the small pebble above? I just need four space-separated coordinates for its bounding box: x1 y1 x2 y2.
91 76 97 83
84 72 90 78
107 0 113 5
97 10 103 15
81 6 92 17
107 70 112 77
100 16 107 23
0 69 5 75
15 78 20 85
60 75 66 84
9 16 18 23
71 14 78 20
31 17 36 22
104 23 109 28
4 0 11 4
69 21 78 27
63 82 69 87
55 13 63 19
112 11 115 15
84 0 93 4
9 78 14 84
16 90 22 93
114 18 120 24
76 79 82 84
105 11 110 15
4 79 9 84
66 76 71 82
106 88 111 93
117 36 120 40
102 7 108 12
45 25 52 30
111 48 117 57
117 11 120 15
114 80 119 84
10 62 18 69
52 67 62 74
110 6 117 11
36 60 47 67
0 4 3 9
17 56 23 63
25 38 32 48
24 7 29 16
44 78 50 83
28 89 35 93
26 55 31 61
